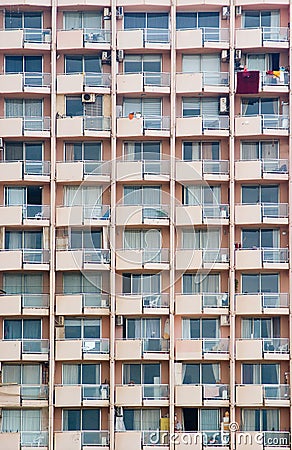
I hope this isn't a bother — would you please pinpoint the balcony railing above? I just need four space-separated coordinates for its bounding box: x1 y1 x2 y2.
81 430 109 446
143 116 170 131
203 204 229 219
82 338 109 354
262 338 289 354
24 160 50 176
23 28 51 44
142 204 170 220
83 205 110 221
237 293 288 309
203 72 229 86
262 159 288 174
82 384 109 400
142 248 169 264
142 431 169 446
143 293 169 308
262 27 289 42
142 159 170 176
22 116 51 132
143 28 170 44
142 384 169 400
22 249 50 264
262 114 289 130
83 116 111 132
83 28 111 44
201 27 229 43
21 431 49 447
262 431 290 447
142 72 170 87
203 384 229 400
19 339 49 354
262 71 289 86
202 338 229 353
21 384 48 400
264 384 290 400
142 337 170 353
83 249 110 264
203 115 229 130
22 294 49 308
202 293 229 308
262 248 289 263
84 72 111 88
24 72 51 88
203 248 229 264
238 203 288 219
22 205 50 220
203 160 229 175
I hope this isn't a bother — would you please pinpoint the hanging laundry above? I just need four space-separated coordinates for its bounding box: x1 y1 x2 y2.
236 70 260 94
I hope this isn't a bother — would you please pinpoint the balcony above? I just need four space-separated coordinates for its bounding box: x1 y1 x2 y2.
116 248 170 270
117 28 170 50
176 248 229 271
236 338 289 360
235 115 289 136
176 338 229 360
115 338 170 360
0 117 50 138
0 339 49 361
54 431 109 450
21 384 48 406
235 203 288 225
56 249 110 271
236 27 289 49
55 384 109 407
116 384 169 406
57 72 111 94
176 27 229 49
117 160 169 182
115 430 169 450
117 72 170 94
171 431 229 449
261 71 289 93
176 160 229 182
116 293 169 315
175 384 229 407
235 159 288 180
0 72 51 94
56 293 110 316
236 293 289 315
0 249 50 271
175 293 229 315
0 28 51 50
57 28 110 50
56 205 110 227
116 204 169 226
236 384 289 407
176 72 229 94
176 204 229 226
57 116 111 138
117 116 170 137
0 294 49 316
56 160 110 182
0 205 50 226
55 338 109 361
235 248 289 270
236 432 290 450
176 116 229 137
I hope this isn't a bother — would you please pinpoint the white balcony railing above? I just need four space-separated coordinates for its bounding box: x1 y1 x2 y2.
21 384 48 400
23 72 51 88
201 27 229 43
203 248 229 264
202 293 229 308
262 159 288 174
262 114 289 130
142 384 169 400
237 293 288 309
262 27 289 42
203 204 229 219
82 338 109 354
143 28 170 44
22 249 50 264
81 430 109 446
22 116 50 132
83 205 110 221
82 384 109 400
262 248 289 263
84 72 111 87
22 294 50 308
262 71 289 86
22 205 50 220
21 431 49 447
203 72 229 86
142 338 170 353
202 338 229 353
262 431 290 447
203 160 229 175
263 384 290 400
83 116 111 132
203 115 229 130
83 28 111 44
203 384 229 400
142 72 170 87
143 116 170 131
141 204 170 220
237 203 288 219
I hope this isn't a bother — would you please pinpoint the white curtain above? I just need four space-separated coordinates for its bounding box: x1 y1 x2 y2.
182 319 191 339
242 319 253 338
64 12 82 29
5 100 23 117
23 365 40 384
261 142 278 159
3 365 21 383
247 54 266 71
200 409 219 431
6 187 25 206
242 410 256 431
184 185 201 205
142 410 160 431
64 186 101 206
22 410 41 431
144 319 160 338
2 410 21 432
143 186 161 205
241 142 259 160
25 100 42 117
123 230 141 249
63 365 80 384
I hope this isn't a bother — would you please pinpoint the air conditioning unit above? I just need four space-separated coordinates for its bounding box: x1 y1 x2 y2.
116 315 123 326
222 6 230 19
116 406 123 417
221 50 228 62
116 6 124 18
103 7 111 19
55 316 64 327
117 49 124 62
220 315 230 326
235 6 242 15
219 97 228 113
82 93 95 103
235 49 242 61
102 51 111 65
221 252 228 262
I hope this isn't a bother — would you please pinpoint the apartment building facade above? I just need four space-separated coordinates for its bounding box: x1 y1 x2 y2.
0 1 291 450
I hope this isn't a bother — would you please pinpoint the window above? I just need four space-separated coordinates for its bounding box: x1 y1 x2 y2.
123 186 161 205
123 364 160 384
5 142 44 175
242 364 279 384
182 54 220 74
64 142 102 162
5 55 43 86
63 272 102 294
183 274 220 294
5 186 43 217
241 318 280 339
62 364 100 385
5 230 42 249
65 55 101 74
182 409 220 432
2 409 41 434
64 319 101 339
64 186 102 206
63 409 100 431
183 185 220 205
182 97 219 117
124 142 161 161
241 274 279 294
4 319 41 340
241 185 278 204
241 98 278 115
241 141 279 160
176 12 219 31
3 273 43 295
183 142 220 161
123 409 160 431
65 95 102 117
5 11 42 29
246 53 279 72
124 13 168 30
123 98 162 126
242 11 279 29
182 319 218 339
182 229 220 250
69 229 102 250
124 229 161 250
64 12 102 30
124 54 161 73
2 364 41 385
242 409 279 431
182 364 220 384
125 318 161 339
5 99 42 118
122 273 160 294
241 229 279 249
